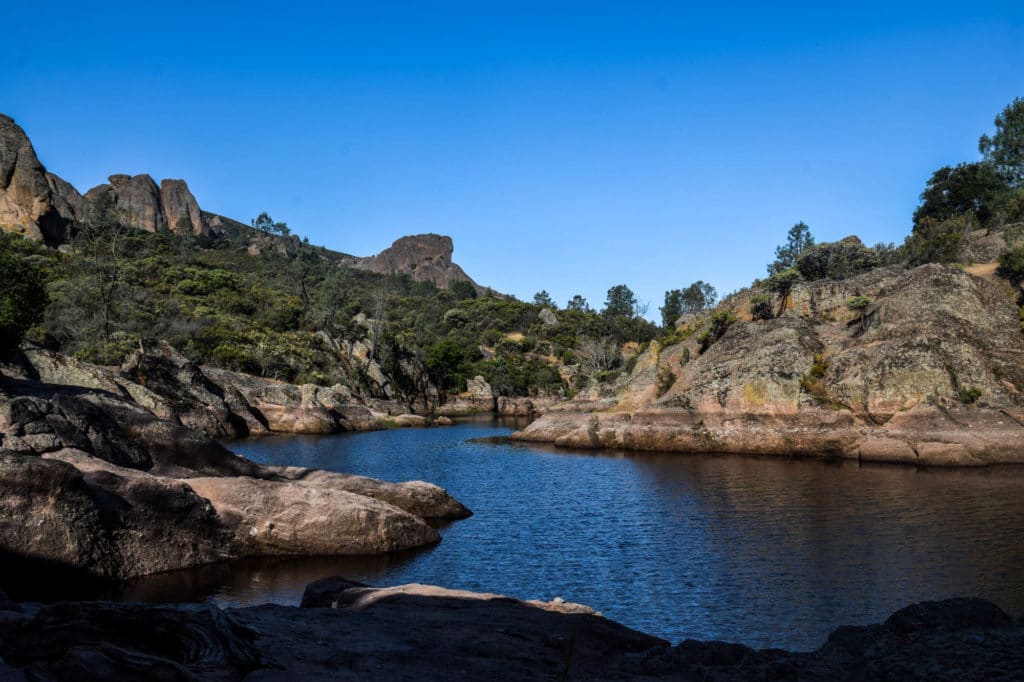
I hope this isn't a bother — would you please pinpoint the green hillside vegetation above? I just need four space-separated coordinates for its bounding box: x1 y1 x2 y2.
4 96 1024 405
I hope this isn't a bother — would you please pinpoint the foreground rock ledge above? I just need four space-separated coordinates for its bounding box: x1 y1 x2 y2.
0 582 1019 680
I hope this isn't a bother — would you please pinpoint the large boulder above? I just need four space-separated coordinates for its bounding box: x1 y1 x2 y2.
185 475 441 556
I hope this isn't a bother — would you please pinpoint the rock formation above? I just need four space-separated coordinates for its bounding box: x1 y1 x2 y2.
0 347 470 583
515 263 1024 467
0 115 78 242
346 233 482 290
82 174 211 237
0 583 1019 679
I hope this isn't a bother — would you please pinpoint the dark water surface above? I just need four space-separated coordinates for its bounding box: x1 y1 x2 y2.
122 419 1024 650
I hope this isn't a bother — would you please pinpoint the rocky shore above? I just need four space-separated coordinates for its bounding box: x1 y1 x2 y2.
515 264 1024 467
0 579 1019 680
0 346 470 585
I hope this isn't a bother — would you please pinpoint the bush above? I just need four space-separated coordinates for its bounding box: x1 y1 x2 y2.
749 293 773 321
795 237 880 280
697 310 736 353
656 366 676 396
904 214 971 266
996 246 1024 284
957 386 982 404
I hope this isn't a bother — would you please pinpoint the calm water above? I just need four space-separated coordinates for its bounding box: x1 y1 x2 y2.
119 419 1024 651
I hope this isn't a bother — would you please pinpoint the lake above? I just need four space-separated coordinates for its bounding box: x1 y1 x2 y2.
116 418 1024 651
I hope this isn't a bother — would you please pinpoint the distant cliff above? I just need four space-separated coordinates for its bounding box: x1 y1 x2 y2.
0 114 481 290
342 233 482 291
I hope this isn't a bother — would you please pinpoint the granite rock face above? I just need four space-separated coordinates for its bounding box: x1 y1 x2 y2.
0 349 471 583
516 264 1024 466
0 115 75 242
82 174 210 237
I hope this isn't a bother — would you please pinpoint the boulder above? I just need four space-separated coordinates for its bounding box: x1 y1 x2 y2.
185 475 441 556
271 466 472 520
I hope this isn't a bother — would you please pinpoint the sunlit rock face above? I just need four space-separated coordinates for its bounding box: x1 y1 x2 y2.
0 114 77 242
346 233 482 290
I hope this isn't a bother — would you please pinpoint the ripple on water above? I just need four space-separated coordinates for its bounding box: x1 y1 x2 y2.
114 419 1024 651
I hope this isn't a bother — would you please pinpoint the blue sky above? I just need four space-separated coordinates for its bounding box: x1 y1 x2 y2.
3 2 1023 312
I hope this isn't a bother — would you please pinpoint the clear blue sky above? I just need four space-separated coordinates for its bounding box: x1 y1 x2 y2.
3 2 1023 312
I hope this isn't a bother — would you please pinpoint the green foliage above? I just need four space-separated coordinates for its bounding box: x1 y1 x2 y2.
566 294 590 312
957 386 982 404
764 268 802 316
800 353 830 404
696 309 736 353
768 222 814 275
749 293 774 321
913 162 1011 228
251 211 291 236
660 289 683 329
846 295 872 312
680 281 717 316
0 235 49 354
996 246 1024 284
796 237 880 280
602 284 636 318
904 213 972 266
449 279 477 300
979 96 1024 186
532 290 554 307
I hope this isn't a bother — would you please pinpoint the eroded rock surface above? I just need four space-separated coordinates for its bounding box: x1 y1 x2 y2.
516 264 1024 466
345 233 482 291
0 115 74 242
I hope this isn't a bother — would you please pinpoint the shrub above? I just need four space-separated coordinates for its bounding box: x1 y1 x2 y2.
996 246 1024 284
796 237 880 280
749 293 774 321
958 386 982 404
697 310 736 353
0 240 49 354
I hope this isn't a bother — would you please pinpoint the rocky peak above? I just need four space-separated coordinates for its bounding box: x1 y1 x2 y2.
348 233 481 290
83 174 210 237
0 114 77 242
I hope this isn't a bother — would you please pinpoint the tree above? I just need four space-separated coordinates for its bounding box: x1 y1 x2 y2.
996 245 1024 284
0 238 48 354
680 281 717 314
765 268 802 317
660 289 683 328
979 96 1024 186
602 284 636 318
449 280 477 300
768 222 814 275
566 294 590 312
532 290 554 308
904 214 970 266
913 162 1010 229
251 212 291 236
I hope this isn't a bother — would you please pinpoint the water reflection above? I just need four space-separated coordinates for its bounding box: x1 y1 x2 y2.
110 420 1024 650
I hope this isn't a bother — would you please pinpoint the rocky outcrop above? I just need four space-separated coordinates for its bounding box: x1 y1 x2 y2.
516 264 1024 467
160 178 211 236
0 587 1019 680
0 115 76 242
346 233 482 291
0 349 471 583
82 174 211 237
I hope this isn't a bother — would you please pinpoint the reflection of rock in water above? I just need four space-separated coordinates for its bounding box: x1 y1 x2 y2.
114 548 435 606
